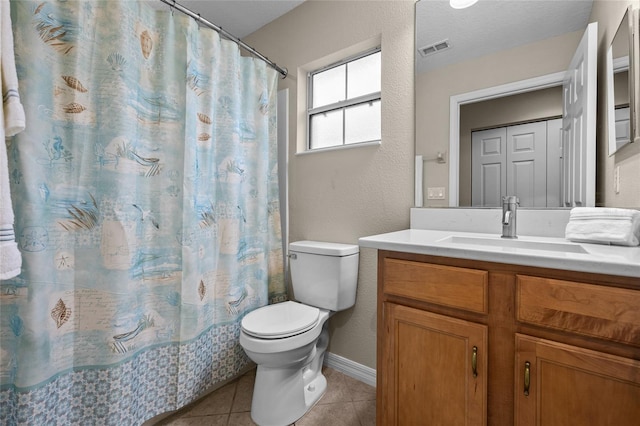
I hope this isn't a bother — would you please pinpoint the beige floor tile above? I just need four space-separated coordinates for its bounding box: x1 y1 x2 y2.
353 400 376 425
231 374 255 413
242 367 256 377
343 375 376 402
163 414 229 426
228 412 259 426
319 368 352 404
295 402 360 426
322 366 342 380
182 382 237 417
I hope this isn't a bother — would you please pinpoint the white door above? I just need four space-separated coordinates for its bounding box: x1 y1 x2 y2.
473 120 561 207
472 127 506 207
506 122 547 207
562 22 597 207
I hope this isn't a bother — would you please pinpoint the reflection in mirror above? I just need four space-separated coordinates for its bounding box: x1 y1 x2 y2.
460 87 563 207
607 8 631 155
415 0 596 208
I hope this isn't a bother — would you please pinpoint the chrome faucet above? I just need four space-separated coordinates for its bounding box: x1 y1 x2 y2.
501 196 519 239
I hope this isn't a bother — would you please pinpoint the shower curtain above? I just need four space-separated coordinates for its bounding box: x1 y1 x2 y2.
0 1 285 424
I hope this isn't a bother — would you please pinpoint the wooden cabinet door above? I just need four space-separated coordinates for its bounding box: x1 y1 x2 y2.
515 334 640 426
381 303 487 425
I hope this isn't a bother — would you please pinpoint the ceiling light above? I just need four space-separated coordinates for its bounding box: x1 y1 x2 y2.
450 0 479 9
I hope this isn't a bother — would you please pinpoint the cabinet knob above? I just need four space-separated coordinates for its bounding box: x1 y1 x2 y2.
524 361 531 396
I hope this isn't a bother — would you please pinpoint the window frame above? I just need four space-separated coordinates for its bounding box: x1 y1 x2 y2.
306 48 382 151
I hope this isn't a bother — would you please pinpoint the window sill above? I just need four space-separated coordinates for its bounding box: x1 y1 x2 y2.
296 140 381 156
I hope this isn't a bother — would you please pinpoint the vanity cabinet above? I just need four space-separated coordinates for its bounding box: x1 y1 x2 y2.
377 250 640 426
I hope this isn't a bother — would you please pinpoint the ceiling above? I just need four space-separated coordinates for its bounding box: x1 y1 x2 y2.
416 0 594 74
152 0 305 39
149 1 594 75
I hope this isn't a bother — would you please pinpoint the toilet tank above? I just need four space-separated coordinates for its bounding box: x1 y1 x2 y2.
289 241 359 311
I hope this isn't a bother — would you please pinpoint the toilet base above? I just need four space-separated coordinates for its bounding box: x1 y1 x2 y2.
249 323 330 426
303 371 327 409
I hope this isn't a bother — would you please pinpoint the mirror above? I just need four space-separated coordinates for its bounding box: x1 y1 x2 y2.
415 0 600 208
607 6 639 155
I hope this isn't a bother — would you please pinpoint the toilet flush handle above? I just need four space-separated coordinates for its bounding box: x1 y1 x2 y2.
288 253 297 260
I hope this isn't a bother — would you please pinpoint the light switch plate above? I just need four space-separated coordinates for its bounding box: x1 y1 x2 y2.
427 187 446 199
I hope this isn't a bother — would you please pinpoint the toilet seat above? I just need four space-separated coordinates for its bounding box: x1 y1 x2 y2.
241 301 320 339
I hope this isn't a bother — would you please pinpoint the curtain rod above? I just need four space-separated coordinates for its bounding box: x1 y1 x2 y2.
158 0 288 79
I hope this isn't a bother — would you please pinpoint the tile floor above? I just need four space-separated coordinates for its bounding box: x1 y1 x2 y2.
156 367 376 426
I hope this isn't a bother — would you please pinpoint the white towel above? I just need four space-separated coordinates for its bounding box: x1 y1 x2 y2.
565 207 640 246
0 0 25 280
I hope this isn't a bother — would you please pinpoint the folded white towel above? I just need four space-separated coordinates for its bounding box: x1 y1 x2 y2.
0 0 24 280
565 207 640 246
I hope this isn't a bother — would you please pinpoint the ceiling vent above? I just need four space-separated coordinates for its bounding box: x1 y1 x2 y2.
418 39 451 57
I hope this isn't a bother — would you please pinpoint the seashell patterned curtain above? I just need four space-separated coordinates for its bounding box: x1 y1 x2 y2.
0 1 285 424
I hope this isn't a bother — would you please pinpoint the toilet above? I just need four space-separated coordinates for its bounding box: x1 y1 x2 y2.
239 240 359 426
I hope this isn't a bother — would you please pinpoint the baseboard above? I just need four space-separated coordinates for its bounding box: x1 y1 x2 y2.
323 352 376 388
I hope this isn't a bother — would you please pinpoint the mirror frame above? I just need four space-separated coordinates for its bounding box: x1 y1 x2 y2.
607 5 640 156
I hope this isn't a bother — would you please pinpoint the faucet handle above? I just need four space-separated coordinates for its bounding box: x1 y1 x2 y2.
503 195 519 205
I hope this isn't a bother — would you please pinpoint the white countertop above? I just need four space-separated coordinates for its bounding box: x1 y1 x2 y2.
359 229 640 278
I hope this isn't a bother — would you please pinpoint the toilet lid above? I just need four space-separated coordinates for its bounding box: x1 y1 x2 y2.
241 301 320 339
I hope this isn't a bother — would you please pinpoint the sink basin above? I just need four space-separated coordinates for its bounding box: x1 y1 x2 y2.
437 235 589 254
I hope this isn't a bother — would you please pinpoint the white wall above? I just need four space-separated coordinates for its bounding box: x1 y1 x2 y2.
245 0 415 369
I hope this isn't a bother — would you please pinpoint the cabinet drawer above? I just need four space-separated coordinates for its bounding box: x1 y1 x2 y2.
517 275 640 346
382 258 488 314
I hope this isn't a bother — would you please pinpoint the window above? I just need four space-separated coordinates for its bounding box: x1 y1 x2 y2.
307 49 381 150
